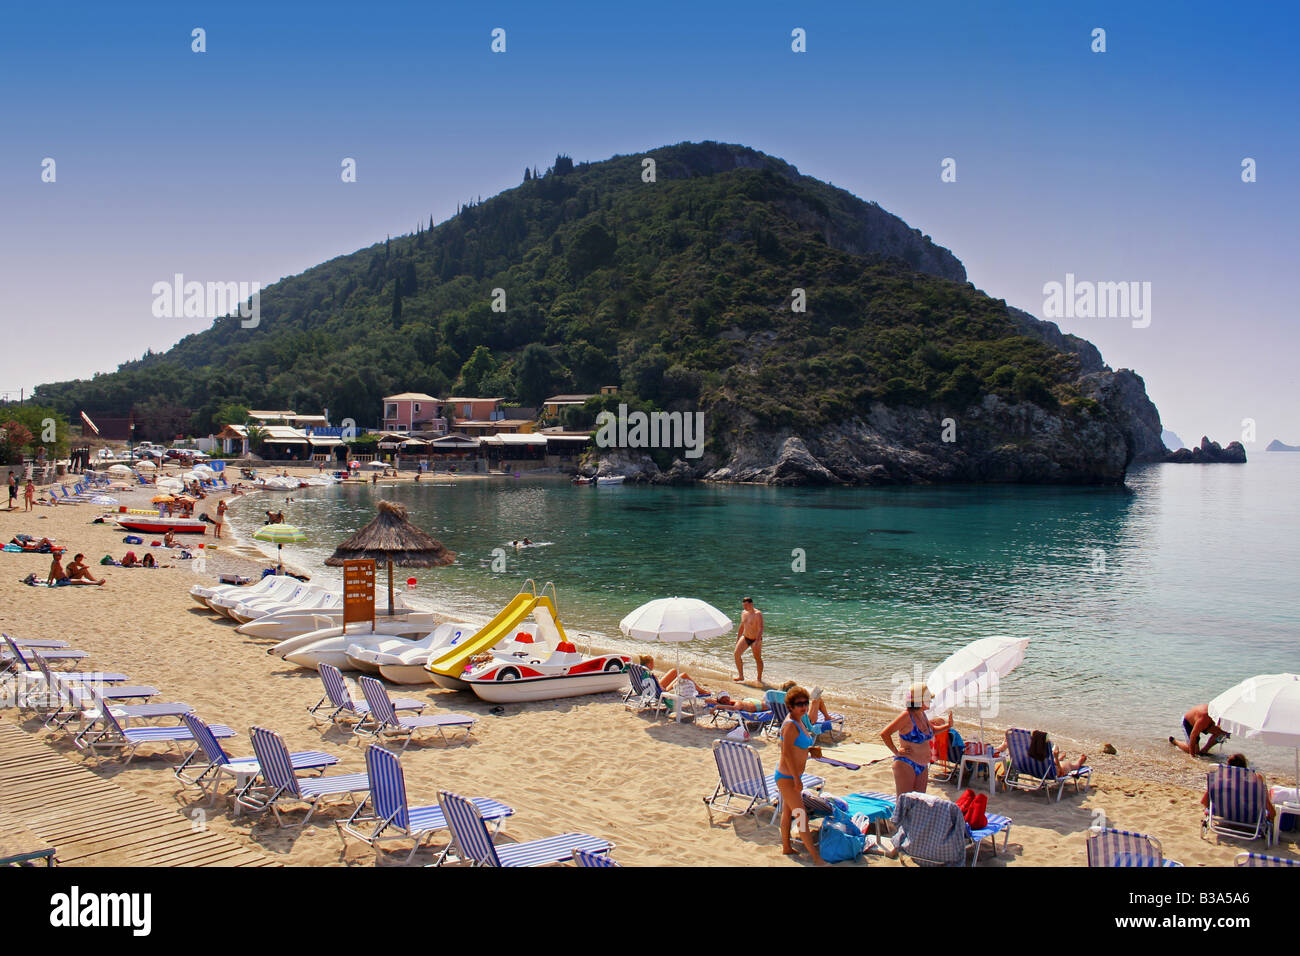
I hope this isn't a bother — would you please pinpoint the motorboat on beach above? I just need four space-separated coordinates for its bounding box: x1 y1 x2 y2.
267 614 441 671
424 581 631 701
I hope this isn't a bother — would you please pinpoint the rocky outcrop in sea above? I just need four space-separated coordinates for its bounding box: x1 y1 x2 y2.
1164 436 1247 463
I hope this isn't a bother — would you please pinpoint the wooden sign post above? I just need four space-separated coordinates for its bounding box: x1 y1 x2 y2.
342 559 376 633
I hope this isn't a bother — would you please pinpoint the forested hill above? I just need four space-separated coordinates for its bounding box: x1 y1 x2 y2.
35 141 1163 483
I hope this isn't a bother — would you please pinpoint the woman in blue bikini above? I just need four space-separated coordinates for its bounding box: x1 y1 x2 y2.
881 683 952 797
776 685 832 865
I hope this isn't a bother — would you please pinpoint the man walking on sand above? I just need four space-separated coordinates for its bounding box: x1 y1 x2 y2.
7 471 16 510
734 596 764 683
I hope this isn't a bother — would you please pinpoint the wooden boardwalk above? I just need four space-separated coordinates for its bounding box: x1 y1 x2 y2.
0 722 278 866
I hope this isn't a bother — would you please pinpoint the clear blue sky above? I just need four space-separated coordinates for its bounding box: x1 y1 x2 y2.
1 0 1296 446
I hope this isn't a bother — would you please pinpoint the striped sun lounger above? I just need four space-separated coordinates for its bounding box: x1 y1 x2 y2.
575 849 622 867
237 726 369 828
703 739 824 826
1203 764 1274 846
1086 826 1182 867
1003 729 1091 802
308 663 426 730
356 676 476 749
338 745 513 864
77 694 234 764
174 714 339 810
1235 852 1299 867
438 789 612 867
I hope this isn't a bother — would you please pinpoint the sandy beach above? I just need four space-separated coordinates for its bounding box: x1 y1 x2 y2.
2 473 1295 867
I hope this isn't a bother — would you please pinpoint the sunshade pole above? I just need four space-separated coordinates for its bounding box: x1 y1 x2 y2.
387 559 395 617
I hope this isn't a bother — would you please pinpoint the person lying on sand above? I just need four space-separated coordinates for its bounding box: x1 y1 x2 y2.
66 553 107 585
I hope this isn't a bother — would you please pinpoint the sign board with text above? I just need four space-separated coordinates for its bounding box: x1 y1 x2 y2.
342 559 376 632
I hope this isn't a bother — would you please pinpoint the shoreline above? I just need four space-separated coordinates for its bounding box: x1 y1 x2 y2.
1 470 1292 866
223 468 1234 793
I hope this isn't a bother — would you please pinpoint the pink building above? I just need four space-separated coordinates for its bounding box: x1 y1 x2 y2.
443 397 505 423
381 393 446 434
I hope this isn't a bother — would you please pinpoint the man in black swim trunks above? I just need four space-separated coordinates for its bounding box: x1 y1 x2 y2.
734 596 764 683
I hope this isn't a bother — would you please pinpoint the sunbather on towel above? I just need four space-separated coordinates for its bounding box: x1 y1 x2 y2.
66 553 106 585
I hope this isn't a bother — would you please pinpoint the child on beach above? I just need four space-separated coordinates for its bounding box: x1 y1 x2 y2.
23 479 35 511
214 499 228 539
66 553 107 585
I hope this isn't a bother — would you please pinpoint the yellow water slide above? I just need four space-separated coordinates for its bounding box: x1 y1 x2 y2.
425 592 568 678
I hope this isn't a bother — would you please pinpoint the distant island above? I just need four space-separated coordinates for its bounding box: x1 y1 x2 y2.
1161 429 1186 450
1266 439 1300 452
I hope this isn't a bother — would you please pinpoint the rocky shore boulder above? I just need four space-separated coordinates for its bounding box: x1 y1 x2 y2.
1165 437 1247 463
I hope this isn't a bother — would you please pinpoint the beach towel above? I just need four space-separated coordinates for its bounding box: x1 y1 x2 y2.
3 544 21 553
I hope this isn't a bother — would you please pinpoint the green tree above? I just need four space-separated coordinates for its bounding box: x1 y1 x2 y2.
214 403 250 426
456 346 496 396
516 343 560 406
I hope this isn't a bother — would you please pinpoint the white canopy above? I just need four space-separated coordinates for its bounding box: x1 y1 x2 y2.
619 597 733 643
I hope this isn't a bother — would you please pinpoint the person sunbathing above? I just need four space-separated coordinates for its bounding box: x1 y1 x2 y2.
119 551 139 568
163 530 176 548
638 654 710 695
66 553 106 586
1009 730 1087 776
1201 753 1276 820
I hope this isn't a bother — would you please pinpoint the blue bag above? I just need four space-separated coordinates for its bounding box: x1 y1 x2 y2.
123 535 143 545
818 805 866 863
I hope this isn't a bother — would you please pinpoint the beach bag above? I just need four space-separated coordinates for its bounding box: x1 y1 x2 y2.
99 555 114 565
123 535 143 545
818 805 866 863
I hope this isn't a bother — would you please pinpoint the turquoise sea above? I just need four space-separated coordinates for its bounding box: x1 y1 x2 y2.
227 455 1300 772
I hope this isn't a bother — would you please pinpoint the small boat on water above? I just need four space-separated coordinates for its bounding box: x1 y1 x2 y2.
117 516 208 535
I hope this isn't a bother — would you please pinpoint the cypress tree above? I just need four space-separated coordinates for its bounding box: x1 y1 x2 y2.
391 281 402 321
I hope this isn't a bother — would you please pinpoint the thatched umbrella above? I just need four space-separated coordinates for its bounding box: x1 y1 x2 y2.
324 500 456 616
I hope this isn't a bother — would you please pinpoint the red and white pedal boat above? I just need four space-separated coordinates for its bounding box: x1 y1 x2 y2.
463 634 630 703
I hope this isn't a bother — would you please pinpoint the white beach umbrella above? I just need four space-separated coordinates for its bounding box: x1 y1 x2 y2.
107 464 131 478
620 597 733 669
193 464 215 477
365 460 388 471
156 477 183 493
926 636 1030 747
90 495 119 506
135 460 157 472
1210 674 1300 790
